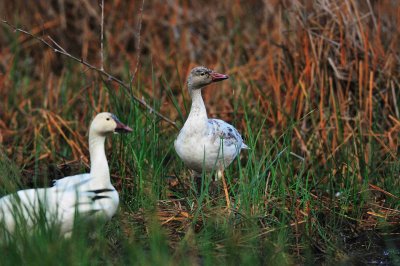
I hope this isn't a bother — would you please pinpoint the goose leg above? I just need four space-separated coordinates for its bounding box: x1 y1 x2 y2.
217 169 231 211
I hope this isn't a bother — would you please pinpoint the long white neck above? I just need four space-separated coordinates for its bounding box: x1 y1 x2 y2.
88 131 111 187
184 88 208 134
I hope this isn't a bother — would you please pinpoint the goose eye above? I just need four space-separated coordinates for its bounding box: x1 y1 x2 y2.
106 118 110 121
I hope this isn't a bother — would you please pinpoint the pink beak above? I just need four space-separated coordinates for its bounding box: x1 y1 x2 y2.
112 115 133 133
115 121 133 133
210 72 229 82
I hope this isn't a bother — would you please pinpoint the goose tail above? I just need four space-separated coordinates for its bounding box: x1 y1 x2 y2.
241 143 250 150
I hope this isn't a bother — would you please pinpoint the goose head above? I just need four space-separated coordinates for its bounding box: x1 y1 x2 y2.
90 112 132 136
187 66 229 90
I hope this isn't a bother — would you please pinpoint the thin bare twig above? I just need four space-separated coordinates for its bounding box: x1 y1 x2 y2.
130 0 145 85
48 36 67 53
100 0 105 71
1 19 178 129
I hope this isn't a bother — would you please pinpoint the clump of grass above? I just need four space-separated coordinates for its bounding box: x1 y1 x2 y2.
0 149 22 195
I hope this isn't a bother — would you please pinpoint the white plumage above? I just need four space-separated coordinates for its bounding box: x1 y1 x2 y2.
0 112 132 238
175 66 248 178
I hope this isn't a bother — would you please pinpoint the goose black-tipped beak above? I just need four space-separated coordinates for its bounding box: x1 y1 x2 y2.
111 114 133 133
211 72 229 82
115 121 133 133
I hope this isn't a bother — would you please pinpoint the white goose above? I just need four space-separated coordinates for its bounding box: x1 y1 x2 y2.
174 66 248 181
0 112 132 238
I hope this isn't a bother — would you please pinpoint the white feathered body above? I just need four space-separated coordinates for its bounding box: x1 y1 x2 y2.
175 118 247 174
0 174 119 236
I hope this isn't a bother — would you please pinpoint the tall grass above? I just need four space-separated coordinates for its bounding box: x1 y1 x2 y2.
0 0 399 264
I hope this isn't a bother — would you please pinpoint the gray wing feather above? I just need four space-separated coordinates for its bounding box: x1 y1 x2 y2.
208 119 247 149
